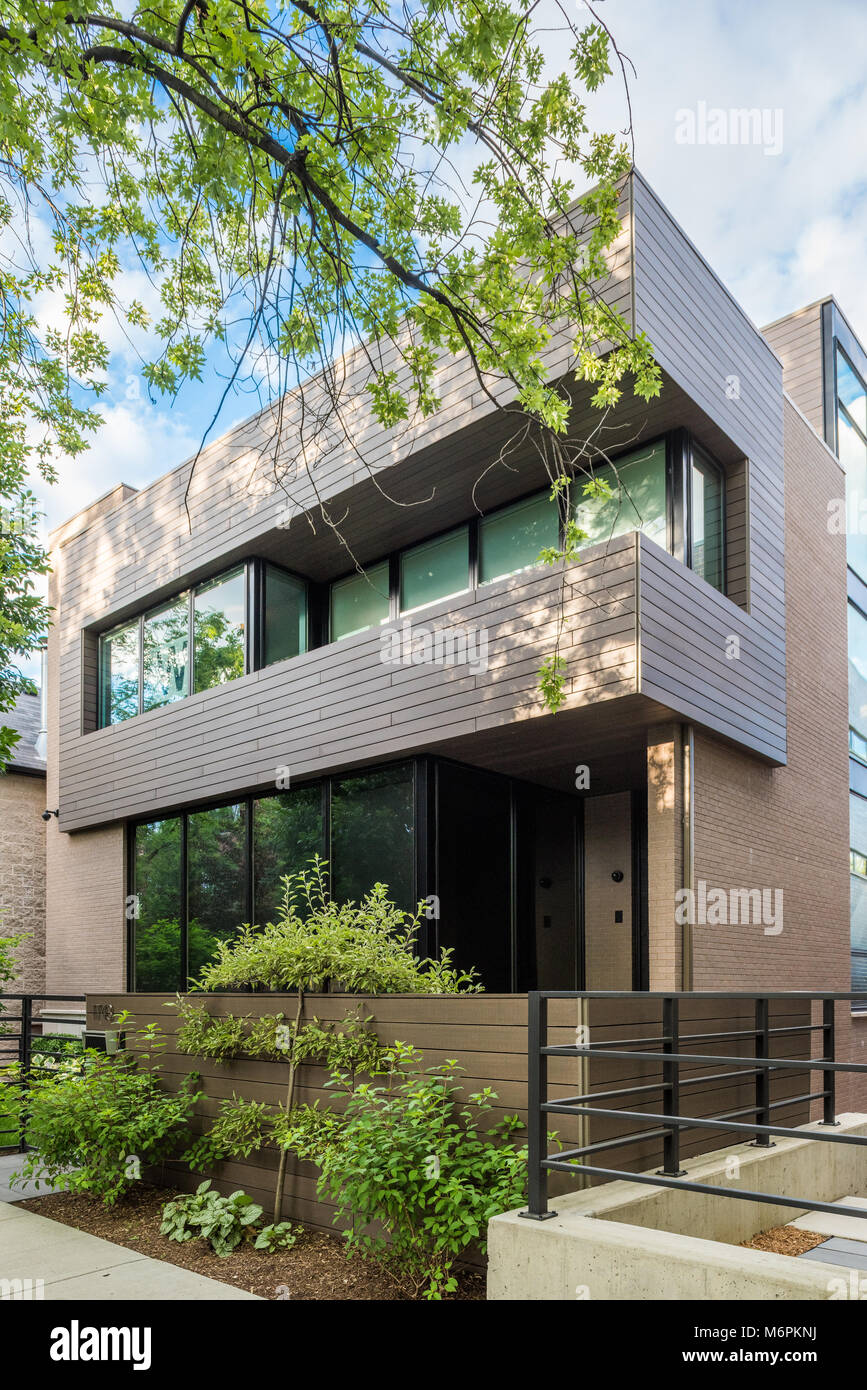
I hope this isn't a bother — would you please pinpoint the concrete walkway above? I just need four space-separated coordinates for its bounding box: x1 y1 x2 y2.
0 1154 260 1300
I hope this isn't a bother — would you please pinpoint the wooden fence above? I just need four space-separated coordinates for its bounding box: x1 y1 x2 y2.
87 992 811 1233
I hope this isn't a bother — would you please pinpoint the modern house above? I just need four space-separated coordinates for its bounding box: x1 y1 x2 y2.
0 692 47 995
43 170 863 1105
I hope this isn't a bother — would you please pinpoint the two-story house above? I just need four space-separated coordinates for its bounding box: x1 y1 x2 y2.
43 171 861 1099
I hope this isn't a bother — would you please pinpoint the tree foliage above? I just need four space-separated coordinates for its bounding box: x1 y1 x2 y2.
0 0 661 741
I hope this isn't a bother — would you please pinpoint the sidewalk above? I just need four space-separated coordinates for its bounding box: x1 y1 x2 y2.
0 1155 260 1300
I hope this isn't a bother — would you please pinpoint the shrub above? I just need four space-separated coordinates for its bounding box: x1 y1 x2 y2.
160 1181 263 1257
287 1045 529 1299
253 1222 300 1253
191 857 481 994
8 1022 199 1204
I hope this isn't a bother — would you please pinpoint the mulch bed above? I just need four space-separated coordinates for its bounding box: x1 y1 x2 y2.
18 1185 486 1301
740 1225 827 1257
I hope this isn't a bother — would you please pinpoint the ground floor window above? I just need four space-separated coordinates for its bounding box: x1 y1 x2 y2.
128 756 647 993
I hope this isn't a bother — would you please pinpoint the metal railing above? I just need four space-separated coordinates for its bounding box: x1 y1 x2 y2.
0 994 86 1152
522 990 867 1224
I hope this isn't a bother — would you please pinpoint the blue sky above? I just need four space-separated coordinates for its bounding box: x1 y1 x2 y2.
20 0 867 676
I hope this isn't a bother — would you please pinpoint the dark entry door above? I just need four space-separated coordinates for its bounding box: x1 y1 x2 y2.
516 789 580 991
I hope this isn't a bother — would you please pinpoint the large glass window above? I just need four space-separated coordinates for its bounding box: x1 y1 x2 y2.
263 565 307 667
851 793 867 998
838 347 867 437
839 408 867 581
99 620 140 725
253 787 324 925
572 441 668 551
143 595 189 712
849 603 867 762
479 491 560 585
400 527 469 613
187 802 248 982
331 763 415 910
691 451 725 592
193 568 246 693
133 818 182 992
330 561 390 641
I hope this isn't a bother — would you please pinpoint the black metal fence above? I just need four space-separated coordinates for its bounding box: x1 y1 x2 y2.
523 990 867 1225
0 993 86 1152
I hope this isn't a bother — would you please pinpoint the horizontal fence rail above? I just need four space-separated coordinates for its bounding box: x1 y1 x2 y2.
0 994 86 1153
522 990 867 1224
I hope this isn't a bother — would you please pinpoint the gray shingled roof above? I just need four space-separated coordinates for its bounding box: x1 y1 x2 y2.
3 692 46 774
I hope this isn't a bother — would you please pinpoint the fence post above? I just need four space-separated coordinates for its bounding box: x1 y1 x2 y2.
821 999 840 1127
658 996 686 1177
17 995 32 1154
752 996 774 1147
521 992 557 1219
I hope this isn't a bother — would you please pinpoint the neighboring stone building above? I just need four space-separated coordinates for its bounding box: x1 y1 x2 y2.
0 692 47 994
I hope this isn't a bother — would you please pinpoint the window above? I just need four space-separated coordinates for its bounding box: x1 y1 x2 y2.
193 568 246 693
143 595 189 711
99 620 140 726
331 763 415 910
330 561 390 641
690 450 725 592
849 603 867 762
839 406 867 581
253 787 324 926
187 802 248 983
479 491 559 585
838 347 867 437
132 818 182 992
263 565 307 667
851 793 867 999
400 526 469 613
572 441 668 551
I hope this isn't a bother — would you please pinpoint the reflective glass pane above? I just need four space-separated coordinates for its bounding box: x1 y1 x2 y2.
330 561 390 640
838 411 867 580
849 603 867 753
187 802 248 982
253 787 324 925
264 565 307 666
573 441 668 550
331 763 415 910
400 527 469 613
691 453 724 591
193 568 246 693
143 595 189 711
479 492 560 585
838 348 867 436
99 621 140 725
133 818 182 991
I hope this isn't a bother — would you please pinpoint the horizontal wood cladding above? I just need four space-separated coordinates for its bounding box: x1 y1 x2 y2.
58 538 639 830
637 534 787 764
58 526 788 830
86 991 811 1234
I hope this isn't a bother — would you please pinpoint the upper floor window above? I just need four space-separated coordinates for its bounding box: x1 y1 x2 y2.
99 618 140 726
98 559 306 728
400 526 470 614
572 441 668 551
479 492 559 585
690 448 725 592
836 346 867 582
330 560 390 641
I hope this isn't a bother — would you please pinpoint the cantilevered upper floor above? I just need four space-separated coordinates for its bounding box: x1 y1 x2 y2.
50 170 788 832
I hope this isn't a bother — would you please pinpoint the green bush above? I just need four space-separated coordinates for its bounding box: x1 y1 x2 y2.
7 1022 200 1203
192 857 481 995
161 1181 267 1256
287 1045 529 1299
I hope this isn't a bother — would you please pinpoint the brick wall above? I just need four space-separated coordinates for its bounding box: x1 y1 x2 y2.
692 397 859 1107
0 772 46 993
